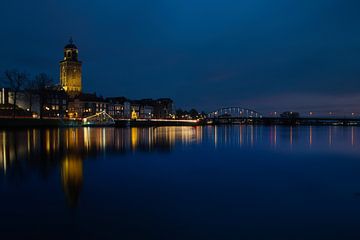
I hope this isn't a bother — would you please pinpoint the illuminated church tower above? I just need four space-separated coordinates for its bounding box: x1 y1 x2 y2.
60 38 82 95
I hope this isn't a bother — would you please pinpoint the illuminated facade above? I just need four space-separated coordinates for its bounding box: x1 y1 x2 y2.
59 38 82 95
68 93 108 118
106 97 174 119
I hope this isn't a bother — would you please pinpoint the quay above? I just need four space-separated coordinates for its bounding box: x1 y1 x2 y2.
0 117 200 128
1 116 360 128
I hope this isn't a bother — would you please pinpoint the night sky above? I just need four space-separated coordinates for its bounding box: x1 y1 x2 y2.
1 0 360 115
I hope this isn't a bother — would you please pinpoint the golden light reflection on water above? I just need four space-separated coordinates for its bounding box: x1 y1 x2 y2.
1 126 360 207
61 154 83 207
1 132 6 173
0 126 199 206
131 127 138 150
1 126 359 168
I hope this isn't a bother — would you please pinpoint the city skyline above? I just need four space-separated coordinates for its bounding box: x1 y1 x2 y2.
1 0 360 114
2 2 360 239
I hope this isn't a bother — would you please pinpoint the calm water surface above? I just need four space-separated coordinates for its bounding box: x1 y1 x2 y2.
1 126 360 239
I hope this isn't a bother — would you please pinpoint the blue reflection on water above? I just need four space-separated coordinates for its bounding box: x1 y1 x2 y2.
1 126 360 239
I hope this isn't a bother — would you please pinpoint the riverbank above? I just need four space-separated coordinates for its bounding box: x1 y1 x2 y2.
1 117 360 128
115 119 200 127
0 118 201 128
0 118 82 128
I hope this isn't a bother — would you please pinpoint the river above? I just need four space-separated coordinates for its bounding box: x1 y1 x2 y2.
1 126 360 239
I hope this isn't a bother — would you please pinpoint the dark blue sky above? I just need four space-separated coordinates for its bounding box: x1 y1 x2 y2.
1 0 360 115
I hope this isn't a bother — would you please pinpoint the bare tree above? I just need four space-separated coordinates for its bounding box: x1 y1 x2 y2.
34 73 54 119
3 70 28 118
24 78 36 113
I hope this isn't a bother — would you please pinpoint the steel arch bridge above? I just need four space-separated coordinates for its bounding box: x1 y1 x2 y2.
208 107 262 119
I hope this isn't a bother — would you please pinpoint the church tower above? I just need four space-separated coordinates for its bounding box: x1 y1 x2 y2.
60 38 82 95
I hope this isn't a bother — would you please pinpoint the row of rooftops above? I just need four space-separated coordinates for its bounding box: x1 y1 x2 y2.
1 85 174 107
72 92 173 105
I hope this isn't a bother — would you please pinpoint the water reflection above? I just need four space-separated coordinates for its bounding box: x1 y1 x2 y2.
206 125 360 152
61 154 83 207
0 127 200 206
1 125 360 207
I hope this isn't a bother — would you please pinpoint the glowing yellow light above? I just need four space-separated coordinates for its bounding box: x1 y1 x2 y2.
131 128 138 150
131 108 138 120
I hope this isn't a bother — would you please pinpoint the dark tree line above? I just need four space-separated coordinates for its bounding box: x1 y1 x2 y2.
1 70 54 118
